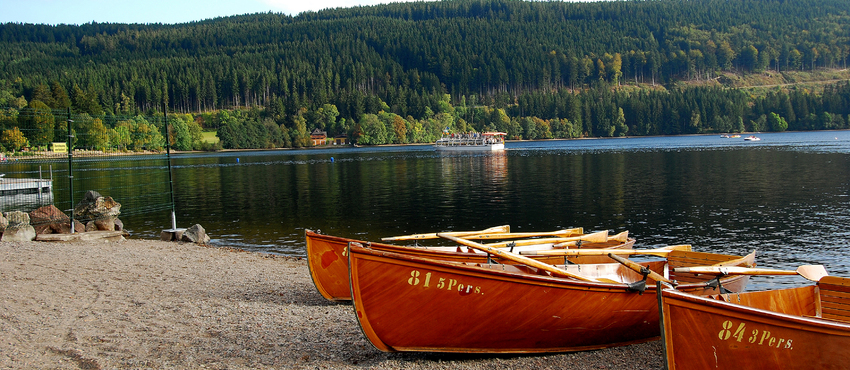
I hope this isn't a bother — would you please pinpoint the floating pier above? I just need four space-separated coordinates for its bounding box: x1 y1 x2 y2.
0 177 53 196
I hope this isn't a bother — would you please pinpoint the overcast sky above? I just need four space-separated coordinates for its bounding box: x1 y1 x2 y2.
0 0 428 25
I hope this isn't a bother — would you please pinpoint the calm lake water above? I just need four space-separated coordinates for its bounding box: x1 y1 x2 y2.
55 131 850 289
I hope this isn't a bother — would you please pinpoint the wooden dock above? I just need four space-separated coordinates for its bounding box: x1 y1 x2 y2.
0 177 52 196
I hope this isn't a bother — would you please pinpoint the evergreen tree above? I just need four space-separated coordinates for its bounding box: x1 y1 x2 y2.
767 112 788 132
20 100 54 147
50 81 71 110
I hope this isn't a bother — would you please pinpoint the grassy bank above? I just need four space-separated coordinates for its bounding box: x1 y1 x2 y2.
202 131 220 144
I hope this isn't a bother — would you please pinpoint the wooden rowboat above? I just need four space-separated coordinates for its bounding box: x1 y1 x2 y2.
305 228 634 302
658 273 850 369
348 242 756 353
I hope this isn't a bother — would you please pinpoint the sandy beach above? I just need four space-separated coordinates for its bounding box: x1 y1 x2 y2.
0 238 663 369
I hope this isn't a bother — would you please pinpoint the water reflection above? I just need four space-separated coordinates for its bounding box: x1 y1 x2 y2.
150 132 848 287
5 131 849 289
0 192 54 213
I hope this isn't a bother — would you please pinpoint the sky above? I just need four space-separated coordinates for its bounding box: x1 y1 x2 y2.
0 0 427 25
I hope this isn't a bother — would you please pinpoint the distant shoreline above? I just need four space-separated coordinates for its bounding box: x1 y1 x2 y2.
5 129 847 161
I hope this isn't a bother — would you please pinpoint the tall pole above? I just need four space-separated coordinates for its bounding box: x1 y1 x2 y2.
164 102 177 230
67 107 75 233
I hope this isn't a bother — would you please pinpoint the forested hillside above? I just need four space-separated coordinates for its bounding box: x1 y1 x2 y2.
1 0 850 150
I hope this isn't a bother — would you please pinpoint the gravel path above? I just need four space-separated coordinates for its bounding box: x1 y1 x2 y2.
0 239 663 369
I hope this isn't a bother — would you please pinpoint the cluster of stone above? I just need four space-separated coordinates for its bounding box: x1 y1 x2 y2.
1 190 211 245
0 190 123 242
73 190 124 232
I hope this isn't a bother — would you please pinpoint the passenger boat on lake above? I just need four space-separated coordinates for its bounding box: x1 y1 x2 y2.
434 132 506 151
657 265 848 369
305 226 634 302
348 237 756 353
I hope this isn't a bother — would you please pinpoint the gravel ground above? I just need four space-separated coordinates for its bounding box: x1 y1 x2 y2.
0 238 664 369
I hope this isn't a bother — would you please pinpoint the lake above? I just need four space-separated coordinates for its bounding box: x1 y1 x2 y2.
47 131 850 289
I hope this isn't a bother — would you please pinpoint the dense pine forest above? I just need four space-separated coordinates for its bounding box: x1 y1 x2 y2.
2 0 850 151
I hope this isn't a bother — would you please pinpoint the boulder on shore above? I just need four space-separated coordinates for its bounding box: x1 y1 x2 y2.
75 190 123 232
2 211 36 242
74 190 121 222
181 224 211 245
30 205 73 235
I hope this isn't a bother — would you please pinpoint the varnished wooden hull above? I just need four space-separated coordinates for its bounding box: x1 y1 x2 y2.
348 244 751 353
305 229 633 302
660 276 850 369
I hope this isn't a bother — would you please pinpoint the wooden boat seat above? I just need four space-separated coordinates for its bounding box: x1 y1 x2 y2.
818 276 850 323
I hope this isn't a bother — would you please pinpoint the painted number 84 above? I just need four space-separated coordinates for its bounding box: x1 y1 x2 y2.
718 320 793 350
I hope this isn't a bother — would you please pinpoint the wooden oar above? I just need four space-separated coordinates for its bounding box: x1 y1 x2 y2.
607 253 675 284
712 250 757 268
484 230 610 249
554 231 630 248
672 265 829 282
382 225 510 241
553 230 629 248
520 244 691 257
468 227 584 240
437 233 598 282
607 230 630 243
482 230 609 248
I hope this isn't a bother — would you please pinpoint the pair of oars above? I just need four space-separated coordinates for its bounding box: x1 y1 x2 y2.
439 234 828 285
439 233 679 284
674 265 829 282
524 244 690 284
596 251 827 283
481 230 617 249
382 225 511 241
386 227 621 252
381 225 586 242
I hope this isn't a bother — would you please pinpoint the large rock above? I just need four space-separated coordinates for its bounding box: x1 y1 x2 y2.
74 190 122 220
5 211 30 228
29 205 71 235
74 190 122 230
2 227 36 241
181 224 211 245
79 217 122 232
1 211 36 242
54 219 86 234
94 218 116 231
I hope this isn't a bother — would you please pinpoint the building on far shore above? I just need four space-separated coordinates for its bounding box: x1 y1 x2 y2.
333 135 348 146
310 128 327 146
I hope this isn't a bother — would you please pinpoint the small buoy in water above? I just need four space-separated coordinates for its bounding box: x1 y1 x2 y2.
331 157 335 162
